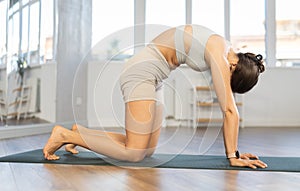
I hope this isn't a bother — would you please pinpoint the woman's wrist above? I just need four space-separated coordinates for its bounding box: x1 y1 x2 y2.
226 150 240 159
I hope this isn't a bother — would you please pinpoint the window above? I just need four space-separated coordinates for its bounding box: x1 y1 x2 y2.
9 0 18 12
145 0 185 43
6 0 54 67
146 0 185 27
230 0 265 56
92 0 134 59
0 0 7 65
7 11 19 61
40 0 54 62
28 1 39 65
276 0 300 67
21 5 28 57
192 0 225 36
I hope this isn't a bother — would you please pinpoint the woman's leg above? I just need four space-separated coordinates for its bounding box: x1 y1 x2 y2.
146 103 163 157
65 124 126 154
65 104 163 157
43 100 157 162
65 105 163 156
146 84 164 157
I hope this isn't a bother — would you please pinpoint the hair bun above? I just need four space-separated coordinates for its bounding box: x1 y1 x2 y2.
257 63 265 73
255 54 265 73
241 52 265 73
255 54 263 61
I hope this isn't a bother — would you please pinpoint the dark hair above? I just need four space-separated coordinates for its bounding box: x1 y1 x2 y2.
231 53 265 94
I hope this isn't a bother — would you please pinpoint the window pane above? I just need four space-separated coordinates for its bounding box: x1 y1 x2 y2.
28 2 39 65
0 0 7 63
276 0 300 67
8 13 19 56
40 0 54 62
146 0 185 27
7 13 19 74
145 0 185 43
21 5 28 57
92 0 134 59
22 0 29 5
192 0 224 36
92 0 133 45
230 0 265 55
11 0 18 12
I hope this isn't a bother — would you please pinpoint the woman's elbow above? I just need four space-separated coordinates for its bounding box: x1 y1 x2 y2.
223 108 239 119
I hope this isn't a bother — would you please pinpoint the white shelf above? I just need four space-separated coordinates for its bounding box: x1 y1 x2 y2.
8 85 32 120
189 86 244 128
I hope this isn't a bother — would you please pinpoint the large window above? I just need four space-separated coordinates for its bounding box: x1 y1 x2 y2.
276 0 300 67
2 0 298 67
230 0 265 56
6 0 54 70
192 0 225 36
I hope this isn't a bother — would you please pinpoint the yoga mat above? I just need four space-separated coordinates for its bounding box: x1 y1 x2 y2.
0 149 299 172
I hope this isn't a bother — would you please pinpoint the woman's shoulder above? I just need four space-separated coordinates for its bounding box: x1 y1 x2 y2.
207 35 228 52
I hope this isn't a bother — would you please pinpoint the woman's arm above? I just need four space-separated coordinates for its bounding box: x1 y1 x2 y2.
207 36 267 169
207 36 239 157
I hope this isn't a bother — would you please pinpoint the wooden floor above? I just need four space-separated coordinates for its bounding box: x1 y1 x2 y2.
1 126 300 191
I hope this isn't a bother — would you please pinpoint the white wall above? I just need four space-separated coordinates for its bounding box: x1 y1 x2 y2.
38 63 57 123
87 61 124 127
86 61 300 128
244 67 300 127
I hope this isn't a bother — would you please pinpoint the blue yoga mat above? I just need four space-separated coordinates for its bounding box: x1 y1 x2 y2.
0 149 299 172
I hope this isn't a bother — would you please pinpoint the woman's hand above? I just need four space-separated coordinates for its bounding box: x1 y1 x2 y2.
229 153 268 169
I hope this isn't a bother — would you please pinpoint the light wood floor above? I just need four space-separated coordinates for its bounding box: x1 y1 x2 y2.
1 126 300 191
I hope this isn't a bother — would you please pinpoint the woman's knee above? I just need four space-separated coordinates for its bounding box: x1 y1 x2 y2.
125 150 147 162
146 148 156 158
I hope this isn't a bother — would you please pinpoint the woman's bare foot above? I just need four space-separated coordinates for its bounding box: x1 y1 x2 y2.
43 125 68 160
65 124 79 154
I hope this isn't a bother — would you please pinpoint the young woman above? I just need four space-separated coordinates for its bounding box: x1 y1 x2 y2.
43 24 267 169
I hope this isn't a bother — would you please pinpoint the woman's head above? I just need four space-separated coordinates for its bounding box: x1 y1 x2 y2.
231 52 265 94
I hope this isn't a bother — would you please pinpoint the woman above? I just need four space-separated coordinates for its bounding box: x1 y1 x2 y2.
43 24 267 169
